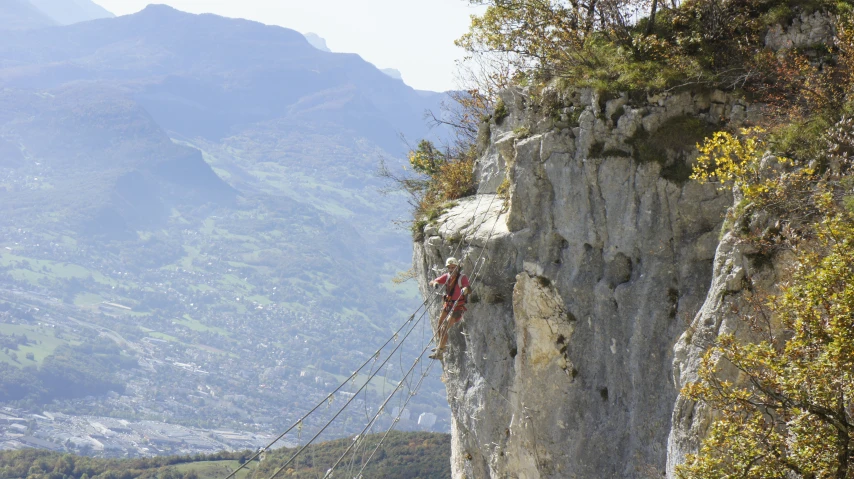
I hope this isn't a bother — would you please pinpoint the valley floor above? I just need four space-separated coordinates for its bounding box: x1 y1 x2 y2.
0 405 276 457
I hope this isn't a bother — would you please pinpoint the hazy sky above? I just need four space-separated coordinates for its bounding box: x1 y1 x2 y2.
91 1 483 92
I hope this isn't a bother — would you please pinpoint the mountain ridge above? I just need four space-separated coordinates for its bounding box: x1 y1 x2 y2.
0 4 445 151
0 84 236 237
29 0 114 25
0 0 56 31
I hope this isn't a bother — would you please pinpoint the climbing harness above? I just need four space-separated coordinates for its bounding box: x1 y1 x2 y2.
339 196 503 476
442 268 467 309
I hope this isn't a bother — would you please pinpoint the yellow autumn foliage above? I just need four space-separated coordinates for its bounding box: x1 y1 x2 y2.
679 118 854 478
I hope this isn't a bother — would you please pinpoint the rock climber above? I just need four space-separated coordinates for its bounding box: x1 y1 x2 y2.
428 257 470 360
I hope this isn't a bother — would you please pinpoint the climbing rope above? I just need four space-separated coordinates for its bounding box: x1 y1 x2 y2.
341 308 436 478
340 193 506 476
457 193 516 406
354 354 438 477
236 193 501 479
318 338 436 479
224 297 435 479
461 195 546 479
263 305 433 479
442 193 547 475
431 192 503 352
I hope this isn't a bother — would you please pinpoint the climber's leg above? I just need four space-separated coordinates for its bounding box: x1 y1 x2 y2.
436 310 463 351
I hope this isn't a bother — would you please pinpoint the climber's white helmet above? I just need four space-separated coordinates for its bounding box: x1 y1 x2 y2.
445 257 459 267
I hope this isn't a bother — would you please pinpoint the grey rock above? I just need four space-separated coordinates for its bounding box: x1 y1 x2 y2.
765 11 834 51
415 86 756 478
666 234 788 476
605 93 629 123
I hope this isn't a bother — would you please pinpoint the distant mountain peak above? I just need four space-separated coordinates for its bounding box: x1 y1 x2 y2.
141 3 178 13
303 32 331 52
381 68 403 81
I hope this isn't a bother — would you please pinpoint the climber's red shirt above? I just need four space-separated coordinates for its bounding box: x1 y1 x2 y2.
434 273 470 301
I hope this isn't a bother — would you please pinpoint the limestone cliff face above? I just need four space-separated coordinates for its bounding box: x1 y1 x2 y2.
413 87 757 478
664 13 834 472
666 230 791 476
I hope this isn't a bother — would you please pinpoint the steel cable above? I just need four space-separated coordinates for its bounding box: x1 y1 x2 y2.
224 296 435 479
354 356 438 477
319 338 436 478
228 193 496 479
263 303 433 479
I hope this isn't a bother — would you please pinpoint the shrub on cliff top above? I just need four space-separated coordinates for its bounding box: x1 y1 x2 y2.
381 87 483 237
458 0 852 96
379 137 477 238
408 140 476 215
678 194 854 479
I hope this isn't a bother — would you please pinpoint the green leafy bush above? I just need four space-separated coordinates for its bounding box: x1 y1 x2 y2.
678 114 854 478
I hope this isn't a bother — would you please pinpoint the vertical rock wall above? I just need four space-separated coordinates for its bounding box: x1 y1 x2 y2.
414 87 755 478
665 231 790 476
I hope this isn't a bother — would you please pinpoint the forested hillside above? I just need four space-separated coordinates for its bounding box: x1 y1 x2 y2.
0 431 450 479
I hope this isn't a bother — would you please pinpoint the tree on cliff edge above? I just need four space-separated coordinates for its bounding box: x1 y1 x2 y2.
677 120 854 477
457 0 853 95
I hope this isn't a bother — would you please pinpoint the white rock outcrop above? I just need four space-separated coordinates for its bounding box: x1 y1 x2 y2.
413 11 840 478
414 85 751 478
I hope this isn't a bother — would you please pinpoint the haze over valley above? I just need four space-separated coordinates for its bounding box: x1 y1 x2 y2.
0 0 451 457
